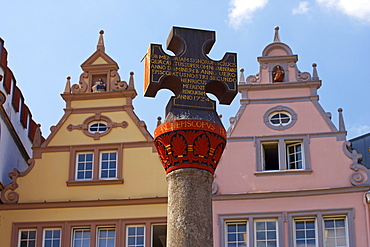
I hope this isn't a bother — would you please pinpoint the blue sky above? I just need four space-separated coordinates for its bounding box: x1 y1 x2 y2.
2 0 369 139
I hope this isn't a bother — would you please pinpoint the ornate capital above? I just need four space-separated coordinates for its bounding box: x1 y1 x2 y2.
154 120 226 174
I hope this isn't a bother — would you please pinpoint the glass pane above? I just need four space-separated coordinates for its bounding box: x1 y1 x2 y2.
109 161 116 168
110 153 116 160
324 220 334 228
336 219 345 227
102 153 109 160
109 170 116 177
228 233 236 241
45 230 52 238
267 222 276 230
256 222 265 230
137 227 144 235
29 231 36 239
267 240 277 247
128 236 135 245
228 225 236 232
256 231 266 240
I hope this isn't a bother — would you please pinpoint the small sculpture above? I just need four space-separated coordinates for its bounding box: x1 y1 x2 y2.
92 78 106 92
272 65 284 82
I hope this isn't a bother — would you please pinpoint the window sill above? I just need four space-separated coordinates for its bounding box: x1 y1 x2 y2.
254 169 312 176
66 178 124 186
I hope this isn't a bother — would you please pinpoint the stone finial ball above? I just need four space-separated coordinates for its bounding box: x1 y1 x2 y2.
67 76 71 80
240 68 244 72
130 71 134 75
338 108 343 112
99 30 104 35
312 63 317 67
274 26 279 30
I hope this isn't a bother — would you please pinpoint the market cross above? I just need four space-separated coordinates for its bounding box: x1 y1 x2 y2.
144 26 238 125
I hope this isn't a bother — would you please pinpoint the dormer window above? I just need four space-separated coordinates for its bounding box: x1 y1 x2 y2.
89 122 108 133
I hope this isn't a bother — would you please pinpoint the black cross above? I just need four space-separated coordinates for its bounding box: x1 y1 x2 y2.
144 27 238 125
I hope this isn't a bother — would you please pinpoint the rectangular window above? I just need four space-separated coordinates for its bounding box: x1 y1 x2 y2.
287 142 303 169
98 228 116 247
255 220 278 247
43 229 61 247
100 152 117 179
19 230 36 247
151 224 167 247
294 219 316 247
261 140 305 171
76 153 93 180
72 229 90 247
226 221 248 247
323 217 348 247
126 225 145 247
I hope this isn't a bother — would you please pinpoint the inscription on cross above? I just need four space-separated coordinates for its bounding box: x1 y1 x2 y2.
144 27 238 125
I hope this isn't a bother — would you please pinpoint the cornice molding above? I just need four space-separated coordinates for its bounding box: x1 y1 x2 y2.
0 196 168 210
213 186 369 201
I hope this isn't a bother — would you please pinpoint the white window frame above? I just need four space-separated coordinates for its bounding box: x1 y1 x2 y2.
269 111 291 126
18 229 37 247
126 225 145 247
97 227 116 247
99 151 118 179
254 219 279 247
75 152 94 180
323 216 349 247
88 121 108 134
293 218 317 247
43 228 61 247
225 221 248 247
72 228 91 247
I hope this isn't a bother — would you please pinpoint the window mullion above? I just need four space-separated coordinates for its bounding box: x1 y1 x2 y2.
279 139 286 170
94 149 99 180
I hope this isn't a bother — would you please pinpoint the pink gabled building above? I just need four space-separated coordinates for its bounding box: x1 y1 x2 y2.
212 27 370 247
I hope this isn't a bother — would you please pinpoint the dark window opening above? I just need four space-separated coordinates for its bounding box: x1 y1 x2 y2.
152 225 167 247
263 143 279 170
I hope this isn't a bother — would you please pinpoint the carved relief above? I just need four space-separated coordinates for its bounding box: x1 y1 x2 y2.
154 120 226 174
0 159 35 204
71 72 88 94
110 70 128 91
343 141 370 186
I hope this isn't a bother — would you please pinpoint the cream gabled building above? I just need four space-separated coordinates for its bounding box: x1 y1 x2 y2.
0 31 168 247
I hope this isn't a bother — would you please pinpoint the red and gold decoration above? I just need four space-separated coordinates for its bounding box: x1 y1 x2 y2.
154 119 226 174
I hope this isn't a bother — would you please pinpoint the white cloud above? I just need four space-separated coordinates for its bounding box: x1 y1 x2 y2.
292 2 310 15
317 0 370 23
228 0 268 29
349 124 370 137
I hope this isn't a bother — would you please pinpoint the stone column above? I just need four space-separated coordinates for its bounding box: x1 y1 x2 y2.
154 119 226 247
167 168 213 246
